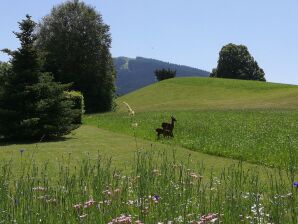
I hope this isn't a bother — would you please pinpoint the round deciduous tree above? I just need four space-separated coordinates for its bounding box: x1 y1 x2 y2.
37 0 115 113
210 43 265 81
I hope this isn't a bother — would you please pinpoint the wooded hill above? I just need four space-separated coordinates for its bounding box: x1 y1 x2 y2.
113 56 209 95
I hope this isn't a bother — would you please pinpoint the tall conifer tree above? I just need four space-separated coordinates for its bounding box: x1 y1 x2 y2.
0 15 79 140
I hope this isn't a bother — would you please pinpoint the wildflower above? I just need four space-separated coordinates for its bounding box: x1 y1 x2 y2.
191 173 202 179
108 214 131 223
123 101 135 116
73 203 82 210
113 173 121 179
103 190 112 196
45 198 57 204
19 149 25 154
79 214 87 219
135 220 143 224
251 204 264 216
37 195 48 200
275 192 293 199
189 172 198 178
84 198 95 208
293 182 298 188
32 186 46 192
104 199 111 205
132 122 138 128
197 213 218 224
175 216 183 222
126 200 134 205
114 188 121 193
152 194 160 203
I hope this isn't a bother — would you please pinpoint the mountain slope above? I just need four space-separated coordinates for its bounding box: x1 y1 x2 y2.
113 56 209 95
117 77 298 112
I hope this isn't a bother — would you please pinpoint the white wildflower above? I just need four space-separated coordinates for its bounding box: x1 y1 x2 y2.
123 101 135 116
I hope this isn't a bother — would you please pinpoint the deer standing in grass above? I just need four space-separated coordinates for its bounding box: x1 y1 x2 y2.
155 116 177 139
162 116 177 137
155 128 173 139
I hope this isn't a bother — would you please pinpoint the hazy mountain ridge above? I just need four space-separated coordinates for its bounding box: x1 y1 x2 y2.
113 56 209 95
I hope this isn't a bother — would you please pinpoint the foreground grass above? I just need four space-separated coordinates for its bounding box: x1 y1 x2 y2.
84 110 298 168
0 150 297 223
0 125 269 177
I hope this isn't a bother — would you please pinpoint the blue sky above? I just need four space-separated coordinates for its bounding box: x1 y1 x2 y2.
1 0 297 84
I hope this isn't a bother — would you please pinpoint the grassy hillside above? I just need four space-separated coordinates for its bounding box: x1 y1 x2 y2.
118 77 298 112
84 77 298 168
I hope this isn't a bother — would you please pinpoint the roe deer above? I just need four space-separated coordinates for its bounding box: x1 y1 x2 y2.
162 116 177 136
155 128 173 139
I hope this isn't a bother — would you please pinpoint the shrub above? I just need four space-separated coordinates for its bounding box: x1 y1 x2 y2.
65 91 84 124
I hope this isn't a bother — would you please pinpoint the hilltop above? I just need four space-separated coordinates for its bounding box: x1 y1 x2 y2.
118 77 298 112
113 56 209 95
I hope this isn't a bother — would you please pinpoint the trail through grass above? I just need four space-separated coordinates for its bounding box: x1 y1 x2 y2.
0 125 271 177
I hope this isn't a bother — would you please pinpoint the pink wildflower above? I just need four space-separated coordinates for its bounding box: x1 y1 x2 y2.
73 203 82 210
108 214 132 224
198 213 218 224
84 198 96 208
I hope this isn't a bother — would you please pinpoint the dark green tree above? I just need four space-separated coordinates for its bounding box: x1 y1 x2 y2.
0 62 11 93
155 68 176 81
36 0 115 113
0 15 79 140
210 43 266 81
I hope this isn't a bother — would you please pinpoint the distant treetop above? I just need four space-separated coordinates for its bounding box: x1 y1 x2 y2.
210 43 266 82
154 68 176 81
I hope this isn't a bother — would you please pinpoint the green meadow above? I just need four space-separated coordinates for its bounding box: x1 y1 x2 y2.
84 77 298 168
1 77 297 223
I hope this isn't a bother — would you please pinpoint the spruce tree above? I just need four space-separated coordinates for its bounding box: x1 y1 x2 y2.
0 15 79 140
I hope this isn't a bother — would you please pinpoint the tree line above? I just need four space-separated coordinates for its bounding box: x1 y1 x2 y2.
155 44 266 82
0 0 267 140
0 0 114 140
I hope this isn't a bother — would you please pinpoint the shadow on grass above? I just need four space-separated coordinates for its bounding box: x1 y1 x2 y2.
0 135 75 146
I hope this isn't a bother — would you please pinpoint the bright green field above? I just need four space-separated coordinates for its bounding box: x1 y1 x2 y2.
1 77 298 171
84 77 298 168
118 77 298 112
1 77 297 223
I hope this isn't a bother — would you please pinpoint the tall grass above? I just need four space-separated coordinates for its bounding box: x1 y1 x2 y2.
84 110 298 168
0 149 297 223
